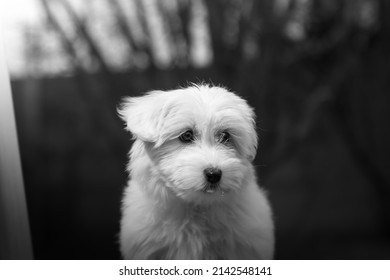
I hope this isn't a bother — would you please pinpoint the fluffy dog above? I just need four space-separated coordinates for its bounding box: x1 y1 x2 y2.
118 84 274 259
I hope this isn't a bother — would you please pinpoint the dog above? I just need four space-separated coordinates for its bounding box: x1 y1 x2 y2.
118 84 274 259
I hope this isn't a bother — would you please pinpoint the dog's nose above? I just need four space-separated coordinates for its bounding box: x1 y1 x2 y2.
204 167 222 184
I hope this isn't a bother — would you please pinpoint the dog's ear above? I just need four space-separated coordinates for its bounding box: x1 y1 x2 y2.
247 117 258 162
238 104 258 162
222 92 258 162
118 91 167 143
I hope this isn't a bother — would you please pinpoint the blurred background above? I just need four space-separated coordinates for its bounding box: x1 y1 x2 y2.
2 0 390 259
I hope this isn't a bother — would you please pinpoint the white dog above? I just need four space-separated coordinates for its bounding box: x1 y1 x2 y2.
118 84 274 259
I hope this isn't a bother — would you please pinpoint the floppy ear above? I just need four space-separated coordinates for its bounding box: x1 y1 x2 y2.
234 103 258 162
223 90 258 162
118 91 167 143
245 111 258 162
241 102 258 162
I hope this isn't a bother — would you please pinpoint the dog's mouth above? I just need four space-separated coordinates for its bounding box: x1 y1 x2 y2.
201 183 229 196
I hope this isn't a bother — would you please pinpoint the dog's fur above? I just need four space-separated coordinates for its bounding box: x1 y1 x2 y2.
118 84 274 259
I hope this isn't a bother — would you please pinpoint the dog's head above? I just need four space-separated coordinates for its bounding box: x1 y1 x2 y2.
119 85 258 204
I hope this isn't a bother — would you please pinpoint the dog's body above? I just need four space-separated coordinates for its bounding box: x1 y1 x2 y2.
118 85 274 259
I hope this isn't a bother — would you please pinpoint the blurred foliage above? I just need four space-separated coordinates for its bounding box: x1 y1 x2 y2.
11 0 390 259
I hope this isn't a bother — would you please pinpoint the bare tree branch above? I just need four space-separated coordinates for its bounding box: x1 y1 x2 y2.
110 0 140 56
40 0 84 73
134 0 157 69
58 0 112 75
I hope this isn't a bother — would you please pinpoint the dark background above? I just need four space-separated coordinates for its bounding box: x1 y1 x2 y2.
9 0 390 259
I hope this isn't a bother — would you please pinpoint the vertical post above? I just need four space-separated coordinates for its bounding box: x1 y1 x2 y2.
0 25 33 259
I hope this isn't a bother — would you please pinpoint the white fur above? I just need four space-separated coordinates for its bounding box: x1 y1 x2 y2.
118 84 274 259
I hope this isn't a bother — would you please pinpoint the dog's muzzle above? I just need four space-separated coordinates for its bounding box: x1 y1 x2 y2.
203 167 222 184
202 167 227 195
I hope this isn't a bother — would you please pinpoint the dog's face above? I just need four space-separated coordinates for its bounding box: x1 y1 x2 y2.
119 85 258 204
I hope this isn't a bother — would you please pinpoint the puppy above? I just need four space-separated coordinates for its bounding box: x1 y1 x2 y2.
118 84 274 259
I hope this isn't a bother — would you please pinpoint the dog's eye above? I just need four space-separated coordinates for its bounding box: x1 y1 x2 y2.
179 130 195 143
217 131 231 144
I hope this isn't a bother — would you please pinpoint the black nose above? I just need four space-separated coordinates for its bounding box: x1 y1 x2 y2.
204 167 222 184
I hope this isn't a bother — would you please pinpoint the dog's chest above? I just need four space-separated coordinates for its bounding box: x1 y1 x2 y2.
160 205 234 259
